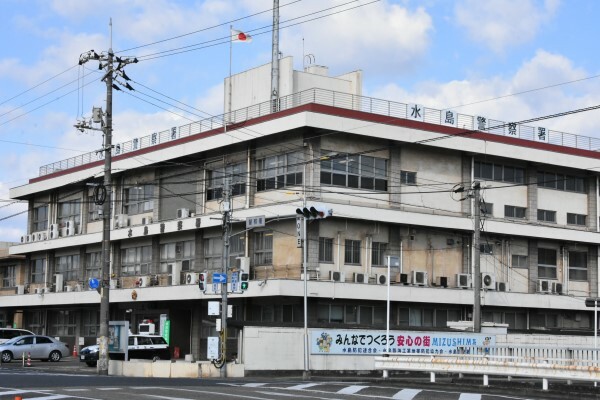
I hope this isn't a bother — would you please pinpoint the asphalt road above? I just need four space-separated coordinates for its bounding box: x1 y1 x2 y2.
1 358 599 400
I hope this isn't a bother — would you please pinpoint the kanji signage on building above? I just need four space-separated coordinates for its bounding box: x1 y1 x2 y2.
311 329 494 355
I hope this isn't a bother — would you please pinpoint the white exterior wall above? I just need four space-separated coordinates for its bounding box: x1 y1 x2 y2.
538 188 588 225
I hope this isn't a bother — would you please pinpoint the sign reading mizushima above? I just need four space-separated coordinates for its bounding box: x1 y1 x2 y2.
311 329 494 355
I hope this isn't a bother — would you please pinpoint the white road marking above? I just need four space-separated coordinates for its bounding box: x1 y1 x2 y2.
96 387 121 390
286 383 321 390
336 385 368 394
242 383 268 387
0 390 30 395
63 388 90 392
392 388 422 400
459 394 482 400
27 395 72 400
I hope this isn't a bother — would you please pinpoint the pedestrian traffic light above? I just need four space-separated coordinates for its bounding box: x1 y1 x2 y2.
240 272 249 291
295 204 332 220
198 273 207 292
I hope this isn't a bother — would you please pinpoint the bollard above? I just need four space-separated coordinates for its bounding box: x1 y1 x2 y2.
542 378 548 391
430 372 435 383
483 374 489 386
26 352 31 367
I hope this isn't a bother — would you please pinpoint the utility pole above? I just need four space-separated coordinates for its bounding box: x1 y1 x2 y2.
76 19 137 375
220 179 231 378
472 181 482 333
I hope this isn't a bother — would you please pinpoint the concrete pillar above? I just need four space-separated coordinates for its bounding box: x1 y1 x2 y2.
528 240 538 294
527 165 538 222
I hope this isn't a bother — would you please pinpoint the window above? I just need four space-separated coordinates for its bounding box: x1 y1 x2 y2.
319 237 333 263
253 230 273 265
82 310 99 336
344 240 361 264
33 205 48 232
124 185 154 215
85 252 101 280
474 161 524 183
567 213 586 226
57 200 80 226
505 205 526 219
537 209 556 223
480 202 493 216
371 242 387 266
400 171 416 185
480 243 493 254
160 241 195 274
537 171 585 193
48 310 76 336
207 163 246 200
256 152 303 191
203 237 222 270
512 255 528 268
88 194 112 221
55 254 80 281
30 258 46 284
538 248 557 279
569 251 588 281
2 266 15 287
321 151 387 191
121 246 152 275
229 233 245 267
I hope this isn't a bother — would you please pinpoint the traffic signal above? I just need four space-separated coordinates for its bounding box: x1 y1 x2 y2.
198 273 207 292
240 273 249 291
295 204 332 220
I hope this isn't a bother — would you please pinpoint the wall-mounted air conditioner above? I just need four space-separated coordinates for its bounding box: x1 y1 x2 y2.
185 272 199 285
496 282 507 292
537 279 552 294
115 214 129 229
26 234 32 243
354 273 367 284
412 271 428 286
481 273 496 290
436 276 448 288
16 285 25 295
50 224 59 239
329 271 346 282
552 282 563 295
456 273 471 289
397 273 410 285
177 208 190 219
141 216 153 225
171 263 182 285
109 279 119 290
20 235 27 243
30 233 37 242
65 220 76 236
376 274 387 285
136 276 151 287
53 274 64 292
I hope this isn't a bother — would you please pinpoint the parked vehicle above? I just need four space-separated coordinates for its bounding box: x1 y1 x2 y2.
0 328 34 344
80 334 170 367
0 335 70 363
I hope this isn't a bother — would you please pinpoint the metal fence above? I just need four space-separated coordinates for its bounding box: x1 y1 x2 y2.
39 88 600 177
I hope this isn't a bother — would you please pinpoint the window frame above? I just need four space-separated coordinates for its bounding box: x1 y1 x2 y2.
474 161 525 184
537 171 586 193
253 230 273 266
30 258 46 284
344 239 361 265
55 254 80 281
1 265 16 287
505 205 526 219
320 151 388 191
538 247 558 279
371 242 387 266
256 152 303 191
206 163 247 201
400 171 416 185
33 205 48 232
57 200 81 227
318 237 334 263
567 213 586 226
124 185 154 215
537 209 556 223
568 251 588 281
121 245 152 275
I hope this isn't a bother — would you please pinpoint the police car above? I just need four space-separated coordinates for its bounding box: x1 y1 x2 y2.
79 334 170 367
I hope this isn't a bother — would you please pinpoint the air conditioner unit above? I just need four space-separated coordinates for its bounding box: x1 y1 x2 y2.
235 257 250 274
50 224 59 239
538 279 552 294
456 273 472 289
20 235 27 243
177 208 190 219
141 216 153 225
552 282 564 295
136 276 151 288
185 272 199 285
329 271 346 282
481 273 496 290
66 220 76 236
171 263 182 285
376 274 387 285
115 214 129 229
53 274 64 292
30 233 36 242
412 271 428 286
26 234 32 243
397 273 410 285
16 285 25 295
436 276 448 288
354 273 368 284
496 282 507 292
109 279 119 290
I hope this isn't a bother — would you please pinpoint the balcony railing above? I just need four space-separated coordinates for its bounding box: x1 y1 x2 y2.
38 88 600 177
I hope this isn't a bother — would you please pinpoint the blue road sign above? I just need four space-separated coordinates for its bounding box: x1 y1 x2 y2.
213 273 227 283
231 271 239 292
89 278 99 289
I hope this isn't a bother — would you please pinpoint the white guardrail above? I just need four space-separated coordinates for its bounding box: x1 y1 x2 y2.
375 346 600 390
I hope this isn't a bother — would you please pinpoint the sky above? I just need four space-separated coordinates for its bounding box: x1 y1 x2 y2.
1 0 600 242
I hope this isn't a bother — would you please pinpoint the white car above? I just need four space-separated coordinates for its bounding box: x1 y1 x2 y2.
79 334 170 366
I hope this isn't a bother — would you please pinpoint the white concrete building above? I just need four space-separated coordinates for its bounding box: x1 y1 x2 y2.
3 58 599 361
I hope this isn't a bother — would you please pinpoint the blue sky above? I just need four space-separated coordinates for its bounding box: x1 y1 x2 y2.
1 0 600 241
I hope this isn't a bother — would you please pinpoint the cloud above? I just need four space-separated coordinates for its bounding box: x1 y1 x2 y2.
280 1 433 75
369 50 600 138
454 0 560 53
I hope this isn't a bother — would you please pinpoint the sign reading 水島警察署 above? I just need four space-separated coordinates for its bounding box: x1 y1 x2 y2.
311 329 494 355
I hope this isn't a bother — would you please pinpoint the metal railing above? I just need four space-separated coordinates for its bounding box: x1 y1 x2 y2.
39 88 600 177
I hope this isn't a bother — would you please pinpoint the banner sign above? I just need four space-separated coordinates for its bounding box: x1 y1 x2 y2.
311 329 494 355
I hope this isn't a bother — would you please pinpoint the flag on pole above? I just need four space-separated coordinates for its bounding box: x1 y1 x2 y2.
231 29 252 43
